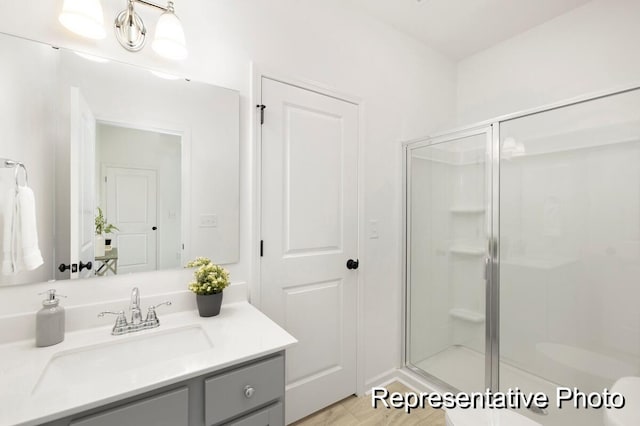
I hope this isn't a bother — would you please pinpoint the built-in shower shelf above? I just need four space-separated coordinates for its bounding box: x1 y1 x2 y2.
450 206 485 214
449 245 485 256
449 308 485 323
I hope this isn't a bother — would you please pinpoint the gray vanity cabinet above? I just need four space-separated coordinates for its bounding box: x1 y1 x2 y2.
47 352 285 426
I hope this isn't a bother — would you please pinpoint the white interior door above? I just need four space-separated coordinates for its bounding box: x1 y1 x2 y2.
260 77 359 423
69 87 95 279
105 167 157 274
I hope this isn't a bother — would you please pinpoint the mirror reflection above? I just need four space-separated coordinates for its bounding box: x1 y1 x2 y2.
0 32 240 286
95 124 182 276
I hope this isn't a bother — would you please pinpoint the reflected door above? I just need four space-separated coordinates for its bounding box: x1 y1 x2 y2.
69 87 95 279
406 128 493 392
105 167 157 274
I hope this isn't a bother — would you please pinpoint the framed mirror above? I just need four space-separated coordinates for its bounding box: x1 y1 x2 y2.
0 32 240 286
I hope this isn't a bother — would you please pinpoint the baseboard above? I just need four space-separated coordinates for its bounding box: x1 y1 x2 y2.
363 368 399 394
364 367 450 395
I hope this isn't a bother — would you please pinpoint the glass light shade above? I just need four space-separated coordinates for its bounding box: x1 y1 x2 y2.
152 11 188 60
59 0 106 40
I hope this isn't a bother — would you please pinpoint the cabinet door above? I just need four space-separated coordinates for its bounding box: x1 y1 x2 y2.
70 387 188 426
228 402 283 426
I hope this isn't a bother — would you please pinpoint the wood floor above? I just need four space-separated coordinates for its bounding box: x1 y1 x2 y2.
291 382 446 426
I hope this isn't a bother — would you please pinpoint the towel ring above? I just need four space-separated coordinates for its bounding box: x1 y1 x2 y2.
14 163 28 186
1 158 28 186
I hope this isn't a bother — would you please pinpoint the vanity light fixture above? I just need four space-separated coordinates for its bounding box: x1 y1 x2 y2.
59 0 188 61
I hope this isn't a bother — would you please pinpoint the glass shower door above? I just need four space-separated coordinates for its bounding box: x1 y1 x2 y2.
406 128 493 392
499 88 640 426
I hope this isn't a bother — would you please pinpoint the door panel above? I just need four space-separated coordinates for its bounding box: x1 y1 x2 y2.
285 106 343 255
260 77 358 423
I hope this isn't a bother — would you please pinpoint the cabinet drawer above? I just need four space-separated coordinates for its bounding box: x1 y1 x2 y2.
205 355 284 425
70 387 188 426
228 402 283 426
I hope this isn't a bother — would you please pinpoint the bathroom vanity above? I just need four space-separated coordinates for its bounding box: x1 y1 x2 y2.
0 302 296 426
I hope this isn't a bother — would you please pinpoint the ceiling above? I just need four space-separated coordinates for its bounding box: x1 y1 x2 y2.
348 0 592 60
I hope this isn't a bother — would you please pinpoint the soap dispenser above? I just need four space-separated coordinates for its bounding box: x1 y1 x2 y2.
36 289 66 347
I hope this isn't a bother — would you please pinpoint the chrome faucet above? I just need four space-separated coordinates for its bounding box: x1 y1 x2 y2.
130 287 143 325
98 288 171 336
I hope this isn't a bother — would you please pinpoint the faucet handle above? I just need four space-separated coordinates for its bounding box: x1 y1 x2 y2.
145 301 172 324
98 310 128 328
150 301 172 310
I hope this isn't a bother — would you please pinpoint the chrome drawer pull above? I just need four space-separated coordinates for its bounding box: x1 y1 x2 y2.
244 385 255 399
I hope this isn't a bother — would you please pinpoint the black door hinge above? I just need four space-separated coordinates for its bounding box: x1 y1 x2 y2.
260 240 264 257
257 104 266 125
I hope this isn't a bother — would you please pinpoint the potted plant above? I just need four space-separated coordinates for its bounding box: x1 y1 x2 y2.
186 257 230 317
95 207 119 256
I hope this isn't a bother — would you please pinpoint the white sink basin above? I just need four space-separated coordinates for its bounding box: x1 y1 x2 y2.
33 325 212 394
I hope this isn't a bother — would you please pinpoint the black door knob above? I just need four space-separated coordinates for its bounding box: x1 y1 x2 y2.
346 259 359 270
80 261 92 272
152 226 158 231
58 263 70 273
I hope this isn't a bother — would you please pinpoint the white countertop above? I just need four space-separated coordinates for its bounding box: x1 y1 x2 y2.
0 302 297 426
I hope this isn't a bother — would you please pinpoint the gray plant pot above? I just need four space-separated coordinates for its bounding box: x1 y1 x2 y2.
196 292 223 317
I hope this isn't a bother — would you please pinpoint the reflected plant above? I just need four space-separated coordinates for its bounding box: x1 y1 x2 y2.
95 207 119 235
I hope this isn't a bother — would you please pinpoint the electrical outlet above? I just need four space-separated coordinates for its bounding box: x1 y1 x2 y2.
199 214 218 228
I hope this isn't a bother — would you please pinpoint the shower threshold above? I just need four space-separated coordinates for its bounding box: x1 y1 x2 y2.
412 346 601 426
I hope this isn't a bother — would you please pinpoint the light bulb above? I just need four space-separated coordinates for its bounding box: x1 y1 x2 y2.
59 0 106 40
152 7 188 61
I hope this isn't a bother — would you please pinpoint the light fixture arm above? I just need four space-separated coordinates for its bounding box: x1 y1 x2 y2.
133 0 173 13
114 0 178 53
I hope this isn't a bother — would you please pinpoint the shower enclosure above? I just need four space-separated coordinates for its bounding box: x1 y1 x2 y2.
404 86 640 426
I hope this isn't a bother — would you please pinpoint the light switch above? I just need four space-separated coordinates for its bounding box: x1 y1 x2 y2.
200 214 218 228
369 220 379 239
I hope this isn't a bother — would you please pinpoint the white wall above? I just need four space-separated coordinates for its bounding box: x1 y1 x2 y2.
0 0 457 386
457 0 640 125
0 36 57 286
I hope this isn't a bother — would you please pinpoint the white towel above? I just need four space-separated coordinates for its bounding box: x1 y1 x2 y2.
2 185 43 275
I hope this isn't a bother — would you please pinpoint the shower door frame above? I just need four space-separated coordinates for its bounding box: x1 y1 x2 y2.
403 124 499 392
402 81 640 394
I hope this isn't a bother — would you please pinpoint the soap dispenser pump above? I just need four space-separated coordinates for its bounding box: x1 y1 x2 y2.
36 289 66 347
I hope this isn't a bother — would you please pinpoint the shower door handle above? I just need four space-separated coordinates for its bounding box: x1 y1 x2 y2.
484 257 490 281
